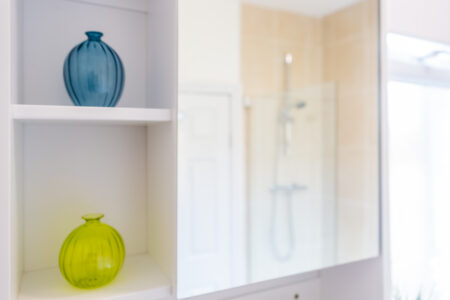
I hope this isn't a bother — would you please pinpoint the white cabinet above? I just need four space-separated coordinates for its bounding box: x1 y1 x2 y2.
232 279 320 300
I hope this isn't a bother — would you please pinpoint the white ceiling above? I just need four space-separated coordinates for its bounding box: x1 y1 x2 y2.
242 0 363 17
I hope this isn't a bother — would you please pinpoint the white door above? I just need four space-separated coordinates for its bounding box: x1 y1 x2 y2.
178 91 233 298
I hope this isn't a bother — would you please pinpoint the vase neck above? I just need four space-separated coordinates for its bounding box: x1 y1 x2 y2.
82 213 104 223
86 31 103 41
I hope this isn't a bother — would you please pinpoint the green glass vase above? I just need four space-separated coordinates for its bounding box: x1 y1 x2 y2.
59 214 125 289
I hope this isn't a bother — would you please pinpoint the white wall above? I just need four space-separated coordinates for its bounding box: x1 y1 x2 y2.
178 0 241 85
320 258 384 300
387 0 450 44
0 0 13 299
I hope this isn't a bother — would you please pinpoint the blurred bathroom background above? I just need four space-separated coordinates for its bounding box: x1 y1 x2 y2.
178 0 379 298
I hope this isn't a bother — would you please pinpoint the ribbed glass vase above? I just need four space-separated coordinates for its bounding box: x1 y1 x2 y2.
63 31 125 107
59 214 126 289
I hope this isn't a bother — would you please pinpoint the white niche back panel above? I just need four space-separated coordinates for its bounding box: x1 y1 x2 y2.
22 0 148 107
23 124 148 272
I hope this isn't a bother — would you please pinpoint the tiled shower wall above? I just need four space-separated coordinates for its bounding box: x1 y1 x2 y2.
241 4 323 97
323 0 379 263
242 0 379 264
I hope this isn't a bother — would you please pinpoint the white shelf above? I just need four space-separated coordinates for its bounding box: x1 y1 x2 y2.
12 105 172 125
19 254 172 300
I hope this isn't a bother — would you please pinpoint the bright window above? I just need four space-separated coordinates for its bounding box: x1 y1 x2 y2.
389 81 450 300
388 34 450 300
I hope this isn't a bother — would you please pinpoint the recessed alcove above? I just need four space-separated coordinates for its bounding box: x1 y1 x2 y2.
11 0 177 299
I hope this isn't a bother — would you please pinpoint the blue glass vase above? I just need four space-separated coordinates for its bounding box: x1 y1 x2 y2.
63 31 125 107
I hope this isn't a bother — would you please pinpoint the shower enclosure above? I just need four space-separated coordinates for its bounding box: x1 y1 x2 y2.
245 82 337 282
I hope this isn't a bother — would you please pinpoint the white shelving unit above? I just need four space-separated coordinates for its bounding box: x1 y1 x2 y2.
12 105 172 125
1 0 178 299
19 255 171 300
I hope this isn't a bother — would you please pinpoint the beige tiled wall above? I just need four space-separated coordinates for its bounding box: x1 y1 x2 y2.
241 4 323 97
242 0 379 264
322 0 379 263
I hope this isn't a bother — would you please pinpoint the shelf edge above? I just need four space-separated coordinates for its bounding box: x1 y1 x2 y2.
12 105 172 124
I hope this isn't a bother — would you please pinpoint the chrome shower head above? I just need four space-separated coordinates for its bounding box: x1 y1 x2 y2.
294 101 306 109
